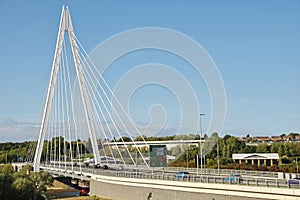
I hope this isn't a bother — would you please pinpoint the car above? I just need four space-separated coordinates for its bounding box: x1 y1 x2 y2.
176 171 190 180
224 174 243 183
118 165 124 170
102 165 109 169
288 177 300 185
94 164 100 168
79 188 89 196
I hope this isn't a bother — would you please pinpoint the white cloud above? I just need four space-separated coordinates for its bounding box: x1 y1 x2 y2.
0 118 200 142
0 119 40 142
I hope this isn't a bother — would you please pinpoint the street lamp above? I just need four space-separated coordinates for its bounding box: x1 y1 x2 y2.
199 113 205 175
217 134 220 175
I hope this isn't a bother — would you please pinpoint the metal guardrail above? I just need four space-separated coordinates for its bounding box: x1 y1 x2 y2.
165 167 280 178
90 170 300 189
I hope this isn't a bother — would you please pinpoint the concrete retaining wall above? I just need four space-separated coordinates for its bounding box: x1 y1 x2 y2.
90 175 300 200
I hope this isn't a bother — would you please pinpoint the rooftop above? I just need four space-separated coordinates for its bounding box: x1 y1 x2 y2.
232 153 279 160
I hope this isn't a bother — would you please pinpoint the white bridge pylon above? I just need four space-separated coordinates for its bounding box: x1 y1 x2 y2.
33 6 149 172
33 6 100 171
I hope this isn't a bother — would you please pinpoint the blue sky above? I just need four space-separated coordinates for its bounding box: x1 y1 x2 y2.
0 1 299 141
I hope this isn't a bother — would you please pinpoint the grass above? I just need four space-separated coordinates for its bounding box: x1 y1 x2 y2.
56 196 113 200
46 180 113 200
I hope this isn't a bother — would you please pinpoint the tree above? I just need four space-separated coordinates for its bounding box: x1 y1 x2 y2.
270 143 279 153
280 133 286 138
288 133 298 140
135 135 147 141
117 136 131 142
256 144 269 153
33 171 54 197
240 145 256 153
284 143 291 157
281 155 290 164
223 134 231 141
12 177 36 200
202 133 218 158
287 142 298 157
221 141 227 158
0 164 53 200
278 143 284 157
0 164 14 199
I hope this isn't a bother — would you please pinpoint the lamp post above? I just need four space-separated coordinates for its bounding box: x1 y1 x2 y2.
296 157 299 177
217 134 220 175
199 113 205 175
186 147 189 169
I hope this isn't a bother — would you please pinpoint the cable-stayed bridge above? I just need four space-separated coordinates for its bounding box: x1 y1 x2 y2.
30 6 151 173
24 6 299 200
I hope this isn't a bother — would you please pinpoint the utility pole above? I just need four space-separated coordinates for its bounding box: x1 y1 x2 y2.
199 113 205 174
